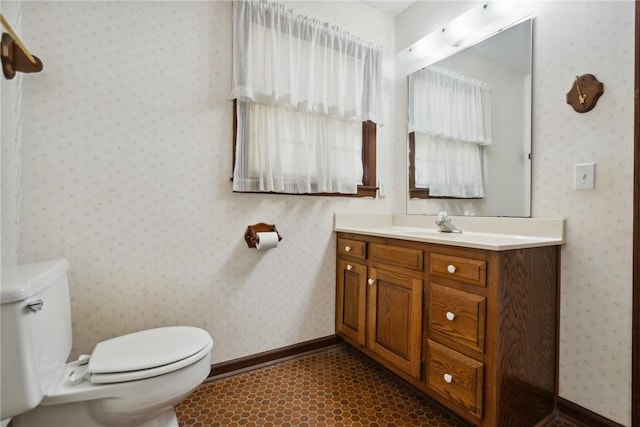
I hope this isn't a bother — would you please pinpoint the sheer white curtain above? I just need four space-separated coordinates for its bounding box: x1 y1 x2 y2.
409 67 491 198
231 0 383 194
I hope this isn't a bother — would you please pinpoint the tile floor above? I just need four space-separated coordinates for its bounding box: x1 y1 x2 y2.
176 345 582 427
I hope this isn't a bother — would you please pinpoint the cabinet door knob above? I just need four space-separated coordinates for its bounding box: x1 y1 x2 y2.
443 373 453 384
445 311 455 321
367 278 375 285
345 245 351 252
346 264 353 271
447 264 456 274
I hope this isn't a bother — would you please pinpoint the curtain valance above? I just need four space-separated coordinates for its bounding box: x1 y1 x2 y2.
231 0 384 124
408 66 491 145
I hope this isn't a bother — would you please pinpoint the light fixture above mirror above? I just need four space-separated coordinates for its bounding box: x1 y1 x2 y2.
396 2 529 78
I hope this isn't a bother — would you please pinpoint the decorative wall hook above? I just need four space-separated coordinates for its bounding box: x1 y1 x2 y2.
566 74 604 113
1 14 43 80
244 223 282 249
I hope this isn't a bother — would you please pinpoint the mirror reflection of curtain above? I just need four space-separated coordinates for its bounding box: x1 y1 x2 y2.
409 66 492 198
231 1 383 194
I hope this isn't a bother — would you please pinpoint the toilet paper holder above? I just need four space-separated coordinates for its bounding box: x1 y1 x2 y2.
244 223 283 248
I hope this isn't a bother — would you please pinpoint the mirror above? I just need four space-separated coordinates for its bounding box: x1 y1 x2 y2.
406 18 532 217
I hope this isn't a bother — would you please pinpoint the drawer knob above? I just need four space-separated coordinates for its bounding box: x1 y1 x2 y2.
346 264 353 271
443 373 453 384
345 245 352 252
445 311 455 321
367 278 375 286
447 264 456 274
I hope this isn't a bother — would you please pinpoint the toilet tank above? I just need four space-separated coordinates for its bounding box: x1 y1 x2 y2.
1 259 73 419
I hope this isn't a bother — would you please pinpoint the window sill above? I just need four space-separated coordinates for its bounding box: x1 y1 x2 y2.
232 185 378 198
409 187 482 200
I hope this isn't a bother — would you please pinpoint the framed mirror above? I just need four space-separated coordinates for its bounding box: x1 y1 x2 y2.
406 17 533 217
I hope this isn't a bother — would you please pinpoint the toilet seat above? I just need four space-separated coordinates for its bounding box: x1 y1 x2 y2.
87 326 213 384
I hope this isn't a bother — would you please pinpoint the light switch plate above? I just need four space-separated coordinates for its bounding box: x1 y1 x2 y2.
377 181 386 198
574 163 596 190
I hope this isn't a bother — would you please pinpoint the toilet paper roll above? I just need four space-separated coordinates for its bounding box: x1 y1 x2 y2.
256 231 279 250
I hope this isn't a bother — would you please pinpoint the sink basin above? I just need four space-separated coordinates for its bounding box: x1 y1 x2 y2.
390 227 441 235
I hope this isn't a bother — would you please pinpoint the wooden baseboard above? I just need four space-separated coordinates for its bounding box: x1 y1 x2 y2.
534 412 557 427
207 335 342 380
557 397 625 427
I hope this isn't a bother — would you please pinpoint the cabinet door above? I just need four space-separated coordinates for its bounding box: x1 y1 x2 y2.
367 267 423 378
336 259 367 346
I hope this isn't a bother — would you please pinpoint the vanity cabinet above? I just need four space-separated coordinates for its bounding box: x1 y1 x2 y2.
335 232 559 427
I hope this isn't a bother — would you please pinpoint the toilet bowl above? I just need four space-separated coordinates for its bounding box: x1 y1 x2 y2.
1 260 214 427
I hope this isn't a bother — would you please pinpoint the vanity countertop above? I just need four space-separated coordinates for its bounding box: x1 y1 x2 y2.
334 213 564 251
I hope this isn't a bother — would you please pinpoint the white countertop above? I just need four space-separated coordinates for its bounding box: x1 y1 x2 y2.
334 213 564 251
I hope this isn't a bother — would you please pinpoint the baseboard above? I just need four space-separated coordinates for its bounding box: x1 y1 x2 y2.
207 335 342 380
557 397 625 427
533 412 557 427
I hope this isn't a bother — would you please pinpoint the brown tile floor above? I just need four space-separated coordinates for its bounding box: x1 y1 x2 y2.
176 345 582 427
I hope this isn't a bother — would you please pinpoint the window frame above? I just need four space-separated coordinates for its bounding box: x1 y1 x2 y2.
232 100 377 198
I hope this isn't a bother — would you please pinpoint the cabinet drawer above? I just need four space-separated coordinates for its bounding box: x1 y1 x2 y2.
426 340 484 419
429 284 486 353
337 238 367 259
430 253 487 287
370 243 423 271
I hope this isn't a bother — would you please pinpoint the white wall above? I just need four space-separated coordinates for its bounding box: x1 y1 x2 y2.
16 1 397 362
396 1 634 425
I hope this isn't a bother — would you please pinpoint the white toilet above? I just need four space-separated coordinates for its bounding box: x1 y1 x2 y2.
1 259 214 427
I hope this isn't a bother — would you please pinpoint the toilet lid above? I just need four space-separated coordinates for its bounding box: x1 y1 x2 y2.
87 326 212 377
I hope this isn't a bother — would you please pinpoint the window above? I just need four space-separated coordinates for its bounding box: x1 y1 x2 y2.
408 66 491 199
230 1 383 197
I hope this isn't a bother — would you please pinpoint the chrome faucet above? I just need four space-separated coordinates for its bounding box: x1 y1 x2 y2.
435 211 462 234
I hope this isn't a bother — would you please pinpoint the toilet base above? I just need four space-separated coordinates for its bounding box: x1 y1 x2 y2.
12 403 178 427
130 409 178 427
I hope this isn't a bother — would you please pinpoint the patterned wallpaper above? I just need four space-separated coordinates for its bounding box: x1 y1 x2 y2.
7 0 635 425
395 1 634 425
1 0 23 266
528 3 633 425
17 1 396 365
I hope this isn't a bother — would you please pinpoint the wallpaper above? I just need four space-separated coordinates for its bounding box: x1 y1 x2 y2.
395 1 634 425
17 1 396 364
528 3 633 425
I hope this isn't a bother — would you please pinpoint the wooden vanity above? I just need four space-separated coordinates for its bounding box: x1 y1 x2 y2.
335 217 562 427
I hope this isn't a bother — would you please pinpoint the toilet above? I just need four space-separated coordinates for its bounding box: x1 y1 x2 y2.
0 259 214 427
